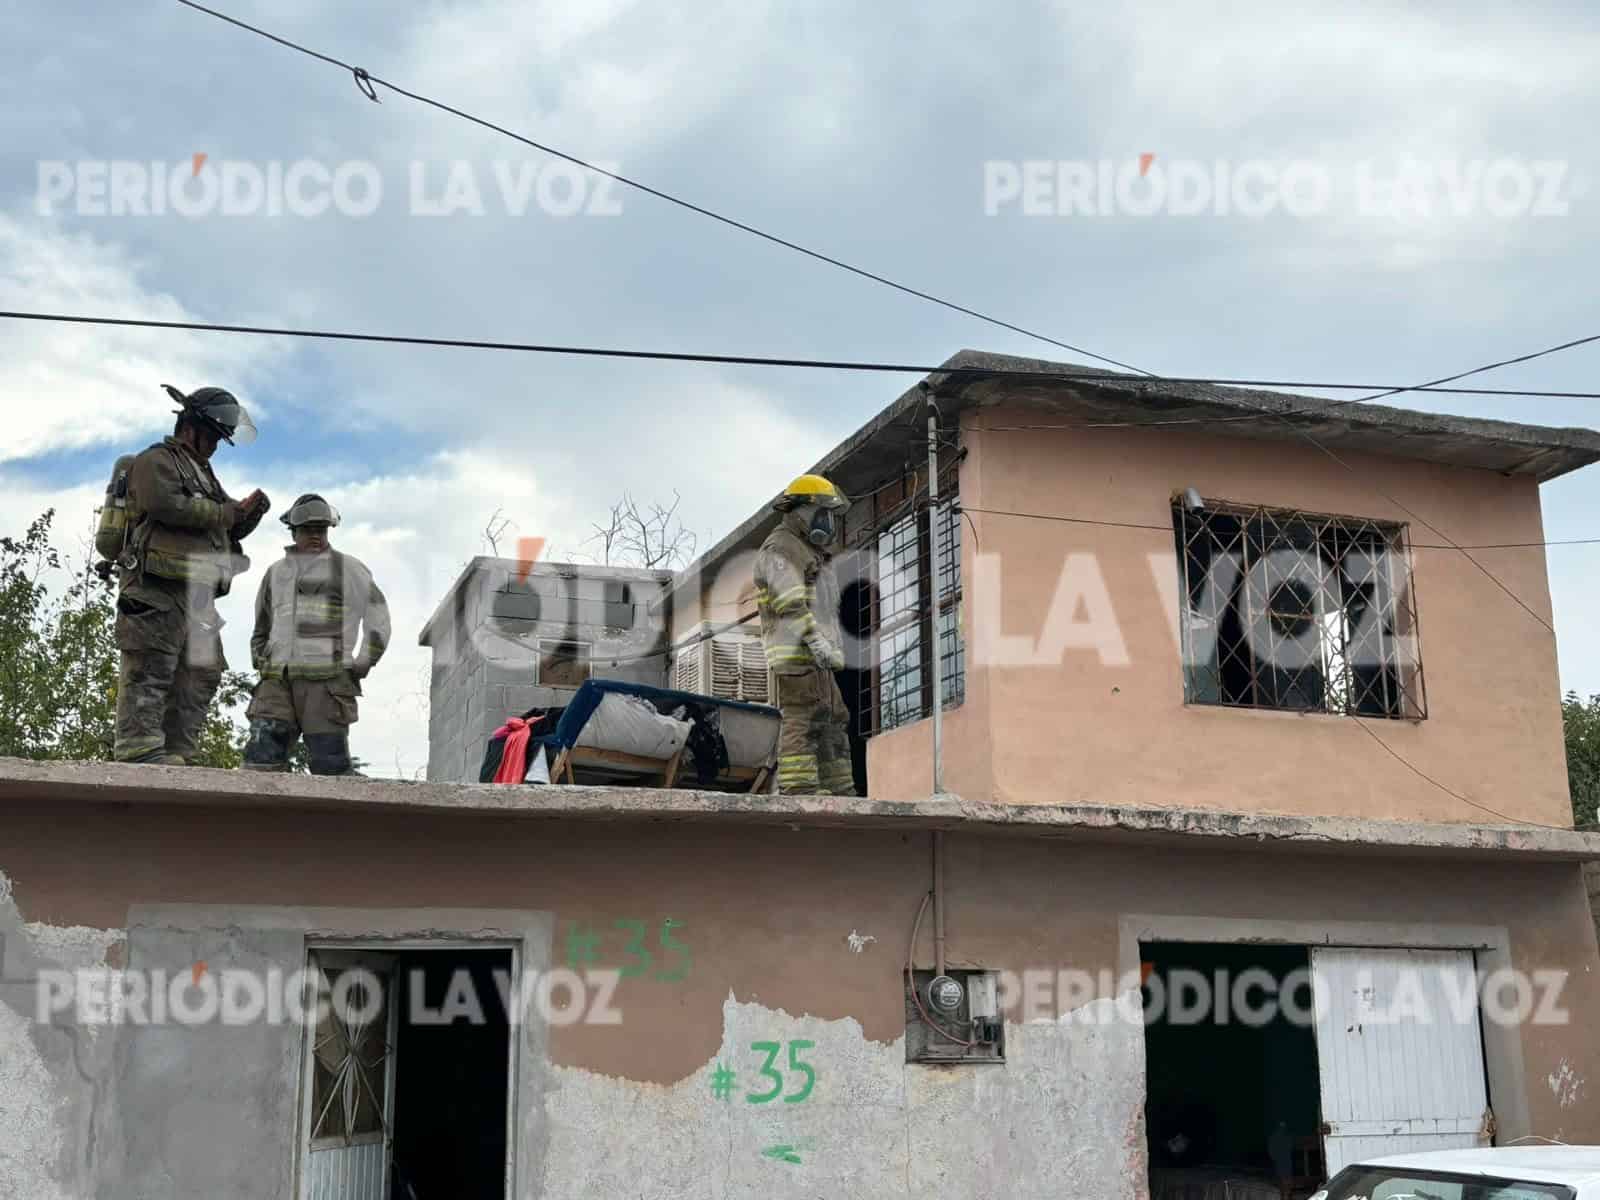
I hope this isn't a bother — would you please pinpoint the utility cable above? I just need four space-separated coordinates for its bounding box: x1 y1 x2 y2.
165 0 1600 430
9 307 1600 399
9 305 1593 553
172 0 1153 376
0 313 1573 628
582 611 758 670
980 332 1584 636
1350 717 1577 831
1265 423 1558 634
973 332 1600 429
906 890 974 1046
967 498 1574 824
959 507 1599 551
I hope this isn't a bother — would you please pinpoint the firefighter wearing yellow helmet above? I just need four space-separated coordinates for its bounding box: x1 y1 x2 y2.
754 474 856 795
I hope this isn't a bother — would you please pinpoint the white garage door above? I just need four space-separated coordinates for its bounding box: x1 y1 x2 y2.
1311 948 1492 1178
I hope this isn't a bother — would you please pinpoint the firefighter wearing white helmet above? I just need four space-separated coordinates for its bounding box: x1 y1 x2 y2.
242 494 391 777
753 474 856 795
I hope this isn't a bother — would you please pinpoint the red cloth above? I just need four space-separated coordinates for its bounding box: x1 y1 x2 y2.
492 717 532 784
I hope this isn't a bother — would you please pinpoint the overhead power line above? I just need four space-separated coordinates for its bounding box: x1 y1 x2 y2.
1 306 1581 623
5 309 1600 401
961 506 1600 551
172 0 1155 377
173 0 1600 439
973 331 1600 429
172 0 1600 428
1349 718 1576 831
129 2 1594 831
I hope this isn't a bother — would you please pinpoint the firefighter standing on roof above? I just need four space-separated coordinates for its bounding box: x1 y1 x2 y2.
112 386 270 765
242 495 391 777
754 474 857 796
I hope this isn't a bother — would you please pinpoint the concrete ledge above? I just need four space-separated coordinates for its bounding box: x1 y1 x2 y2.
2 756 1597 861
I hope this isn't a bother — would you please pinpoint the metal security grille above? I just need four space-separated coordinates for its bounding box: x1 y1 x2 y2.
851 452 964 737
1173 499 1425 719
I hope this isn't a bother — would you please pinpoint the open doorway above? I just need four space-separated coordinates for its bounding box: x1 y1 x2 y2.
1141 942 1323 1200
299 946 515 1200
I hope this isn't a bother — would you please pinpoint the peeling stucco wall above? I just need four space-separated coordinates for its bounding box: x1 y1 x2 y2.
539 993 1145 1200
1586 862 1600 942
0 870 123 1200
3 799 1600 1198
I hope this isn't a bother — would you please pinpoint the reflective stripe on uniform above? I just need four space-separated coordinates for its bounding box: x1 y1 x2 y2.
776 753 819 790
282 665 346 681
766 645 813 668
768 584 812 615
142 547 225 589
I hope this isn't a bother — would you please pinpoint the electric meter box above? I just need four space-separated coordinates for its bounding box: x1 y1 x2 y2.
967 972 998 1020
905 968 1005 1065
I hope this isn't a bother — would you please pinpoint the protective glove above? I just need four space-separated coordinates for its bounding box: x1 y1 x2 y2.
806 631 845 671
233 490 272 539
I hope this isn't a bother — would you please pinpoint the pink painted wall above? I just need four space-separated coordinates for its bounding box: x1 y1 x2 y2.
869 405 1571 826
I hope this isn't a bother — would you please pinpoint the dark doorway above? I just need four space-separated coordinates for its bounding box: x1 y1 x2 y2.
1141 942 1324 1199
389 948 513 1200
838 575 872 795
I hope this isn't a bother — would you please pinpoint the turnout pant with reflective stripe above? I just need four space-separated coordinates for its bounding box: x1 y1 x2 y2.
244 674 361 775
113 578 225 764
774 667 855 796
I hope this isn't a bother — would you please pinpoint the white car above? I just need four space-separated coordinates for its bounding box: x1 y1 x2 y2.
1312 1147 1600 1200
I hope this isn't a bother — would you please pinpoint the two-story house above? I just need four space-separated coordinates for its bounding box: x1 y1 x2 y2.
651 350 1600 1186
3 352 1598 1200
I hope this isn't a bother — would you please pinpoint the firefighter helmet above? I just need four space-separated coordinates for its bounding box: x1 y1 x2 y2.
281 493 341 530
163 384 257 446
775 474 848 513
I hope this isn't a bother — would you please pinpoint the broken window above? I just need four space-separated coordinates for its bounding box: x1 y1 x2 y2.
308 963 392 1148
1172 499 1425 719
536 639 592 687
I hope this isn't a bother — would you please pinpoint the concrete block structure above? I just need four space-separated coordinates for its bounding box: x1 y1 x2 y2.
419 558 672 782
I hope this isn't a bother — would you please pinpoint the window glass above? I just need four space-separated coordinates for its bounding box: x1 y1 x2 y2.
538 640 592 687
1172 500 1424 719
1324 1166 1573 1200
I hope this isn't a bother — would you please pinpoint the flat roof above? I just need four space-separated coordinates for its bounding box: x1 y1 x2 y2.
664 349 1600 606
3 757 1597 861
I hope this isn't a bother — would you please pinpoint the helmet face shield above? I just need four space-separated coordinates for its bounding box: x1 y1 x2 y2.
282 495 341 530
208 400 256 446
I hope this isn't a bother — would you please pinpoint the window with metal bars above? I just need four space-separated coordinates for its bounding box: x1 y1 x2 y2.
856 485 964 737
1172 499 1425 719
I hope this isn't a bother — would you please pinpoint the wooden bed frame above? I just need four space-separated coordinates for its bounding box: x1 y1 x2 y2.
547 744 771 793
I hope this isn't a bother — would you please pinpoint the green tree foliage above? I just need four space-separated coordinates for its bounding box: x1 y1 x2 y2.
0 509 256 767
1564 690 1600 827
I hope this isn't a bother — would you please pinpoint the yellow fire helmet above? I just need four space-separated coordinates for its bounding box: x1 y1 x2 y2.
776 473 848 512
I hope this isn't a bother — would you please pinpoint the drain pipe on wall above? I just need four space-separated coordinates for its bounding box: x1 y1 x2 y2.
924 384 945 798
925 384 949 975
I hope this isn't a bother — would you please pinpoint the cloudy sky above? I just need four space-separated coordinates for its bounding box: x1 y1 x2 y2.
1 1 1596 777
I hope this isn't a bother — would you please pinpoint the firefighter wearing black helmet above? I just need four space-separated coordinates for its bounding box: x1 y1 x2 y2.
112 385 271 765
